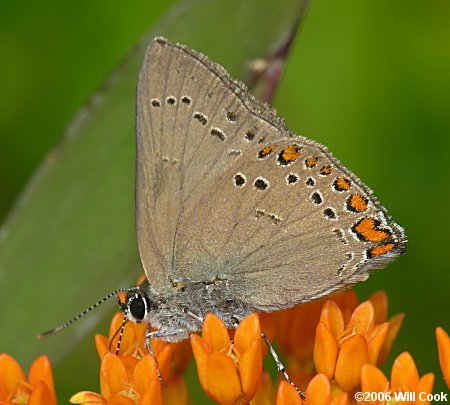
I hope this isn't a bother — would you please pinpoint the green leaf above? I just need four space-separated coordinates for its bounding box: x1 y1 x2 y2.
0 0 307 401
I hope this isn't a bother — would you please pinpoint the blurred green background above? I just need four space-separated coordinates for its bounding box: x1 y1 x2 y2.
1 0 449 402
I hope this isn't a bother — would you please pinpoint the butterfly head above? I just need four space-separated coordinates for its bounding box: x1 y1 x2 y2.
118 282 153 324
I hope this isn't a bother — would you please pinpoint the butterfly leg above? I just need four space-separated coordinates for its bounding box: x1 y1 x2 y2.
261 332 306 400
229 317 306 400
183 307 204 324
144 324 167 386
145 326 188 386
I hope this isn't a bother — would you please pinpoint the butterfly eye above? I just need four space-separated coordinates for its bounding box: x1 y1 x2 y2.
129 295 147 321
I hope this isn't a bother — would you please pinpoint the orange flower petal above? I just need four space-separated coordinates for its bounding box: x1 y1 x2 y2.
70 390 107 404
367 322 389 365
116 321 138 355
150 338 168 358
377 313 404 365
368 291 388 324
320 300 344 338
170 340 193 376
131 322 148 348
313 322 338 379
0 353 25 395
206 353 241 405
106 312 146 356
133 355 159 396
335 334 368 392
95 334 109 359
330 392 349 405
239 339 263 402
415 373 434 405
202 313 232 353
305 373 331 405
277 308 296 353
5 380 29 404
190 334 211 397
100 353 128 398
290 301 324 363
260 313 277 358
117 291 127 306
276 380 302 405
119 356 138 384
162 375 190 405
235 313 261 354
0 400 19 405
28 355 56 400
28 380 56 405
109 395 135 405
347 301 375 337
138 380 163 405
277 300 324 363
360 364 389 404
436 327 450 389
155 343 173 382
332 289 359 324
391 352 419 392
251 371 275 405
108 313 127 348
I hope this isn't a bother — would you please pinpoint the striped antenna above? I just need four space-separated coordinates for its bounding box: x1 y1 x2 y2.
37 288 130 340
115 316 128 355
108 296 129 354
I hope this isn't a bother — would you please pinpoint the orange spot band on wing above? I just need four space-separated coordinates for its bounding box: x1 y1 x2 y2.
280 145 301 163
369 243 395 258
348 194 368 212
258 145 277 159
305 157 319 167
353 218 390 242
320 165 332 175
334 177 351 191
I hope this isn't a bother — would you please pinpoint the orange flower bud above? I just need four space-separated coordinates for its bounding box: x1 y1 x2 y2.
377 313 404 365
391 351 419 391
305 373 331 405
276 380 302 405
191 313 264 403
436 326 450 389
313 322 338 379
335 334 368 391
0 354 57 405
368 291 388 324
367 322 389 364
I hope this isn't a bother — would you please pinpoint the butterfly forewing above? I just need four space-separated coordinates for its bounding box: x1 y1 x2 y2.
136 38 406 307
136 38 284 291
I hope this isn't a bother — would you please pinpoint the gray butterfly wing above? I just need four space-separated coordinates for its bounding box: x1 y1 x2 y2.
136 38 285 292
136 38 406 307
174 138 406 309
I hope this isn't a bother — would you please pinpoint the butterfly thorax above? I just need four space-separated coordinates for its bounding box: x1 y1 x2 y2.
137 278 253 342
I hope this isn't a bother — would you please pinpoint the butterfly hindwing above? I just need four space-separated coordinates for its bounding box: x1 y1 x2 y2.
136 38 406 307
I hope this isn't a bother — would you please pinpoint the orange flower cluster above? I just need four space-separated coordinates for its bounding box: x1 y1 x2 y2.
0 354 56 405
191 313 263 404
70 312 191 405
360 352 434 404
276 290 404 390
2 290 449 404
70 353 167 405
313 292 402 391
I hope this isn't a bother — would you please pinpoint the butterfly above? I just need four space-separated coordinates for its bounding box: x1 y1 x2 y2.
40 37 406 398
